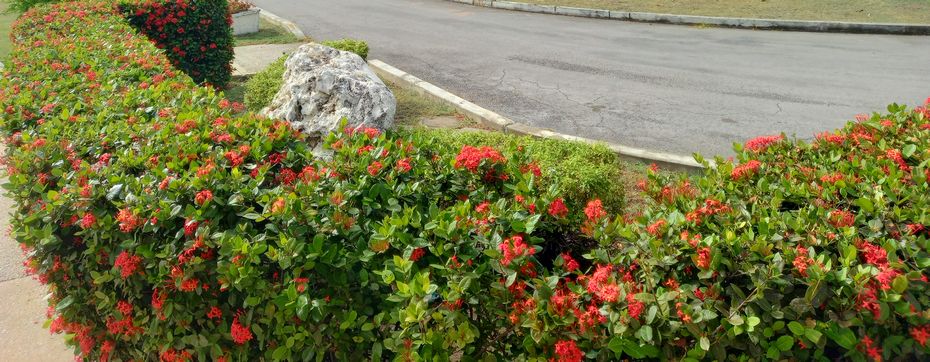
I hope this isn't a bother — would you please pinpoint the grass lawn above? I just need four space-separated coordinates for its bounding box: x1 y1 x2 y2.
234 18 310 47
521 0 930 24
0 3 19 59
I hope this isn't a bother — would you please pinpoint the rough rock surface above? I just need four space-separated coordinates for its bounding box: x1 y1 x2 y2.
262 43 395 142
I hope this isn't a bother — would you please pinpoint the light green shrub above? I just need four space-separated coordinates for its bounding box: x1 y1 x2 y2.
404 128 626 212
322 38 369 60
243 55 286 112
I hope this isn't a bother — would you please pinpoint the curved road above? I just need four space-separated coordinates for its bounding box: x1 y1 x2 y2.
252 0 930 157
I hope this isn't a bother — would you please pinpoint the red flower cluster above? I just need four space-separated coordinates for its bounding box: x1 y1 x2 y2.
194 189 213 205
583 199 606 221
548 198 568 218
829 210 855 228
231 315 253 345
454 145 505 172
80 213 96 229
859 335 883 362
367 161 382 176
395 158 412 173
696 247 712 269
686 198 730 225
114 251 142 279
731 160 762 180
553 339 583 362
410 247 426 262
116 208 142 232
911 325 930 347
744 135 784 152
207 306 222 319
498 235 534 266
560 253 579 272
793 246 811 277
646 219 667 237
885 149 911 172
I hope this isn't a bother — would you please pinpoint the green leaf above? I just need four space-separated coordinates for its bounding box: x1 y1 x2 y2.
775 336 794 351
805 328 822 343
855 197 874 214
903 144 917 157
747 316 761 328
729 314 744 326
700 336 710 351
608 337 624 354
56 296 74 312
788 321 805 335
272 346 289 360
825 325 857 350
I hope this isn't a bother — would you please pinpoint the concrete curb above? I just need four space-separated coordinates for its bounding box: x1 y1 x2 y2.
369 59 709 172
445 0 930 35
257 8 307 38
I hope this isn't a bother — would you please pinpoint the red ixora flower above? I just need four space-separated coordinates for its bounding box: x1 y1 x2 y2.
114 251 142 279
646 219 667 237
828 210 855 228
116 208 142 232
911 325 930 347
395 158 412 173
194 189 213 205
454 145 505 172
744 135 784 152
207 306 222 319
80 213 96 229
561 252 579 272
410 247 426 262
231 315 253 345
553 339 583 362
498 235 534 266
584 199 606 221
696 247 712 269
548 198 568 218
731 160 762 180
367 161 383 176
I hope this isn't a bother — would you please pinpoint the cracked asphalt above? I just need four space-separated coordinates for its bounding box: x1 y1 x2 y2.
251 0 930 157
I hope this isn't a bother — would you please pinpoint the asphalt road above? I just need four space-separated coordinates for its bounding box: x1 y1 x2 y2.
252 0 930 157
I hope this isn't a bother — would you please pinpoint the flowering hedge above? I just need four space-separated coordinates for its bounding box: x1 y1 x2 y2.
121 0 234 86
3 2 930 361
0 2 581 360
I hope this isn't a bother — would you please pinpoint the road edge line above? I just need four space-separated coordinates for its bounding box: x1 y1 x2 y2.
445 0 930 35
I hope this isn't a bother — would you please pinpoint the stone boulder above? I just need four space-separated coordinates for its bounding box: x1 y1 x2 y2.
262 43 396 143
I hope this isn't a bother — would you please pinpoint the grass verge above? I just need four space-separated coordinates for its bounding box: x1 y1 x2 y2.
0 3 19 58
234 18 309 47
519 0 930 24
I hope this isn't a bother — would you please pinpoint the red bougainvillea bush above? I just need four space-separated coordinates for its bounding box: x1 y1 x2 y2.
121 0 234 86
3 2 930 362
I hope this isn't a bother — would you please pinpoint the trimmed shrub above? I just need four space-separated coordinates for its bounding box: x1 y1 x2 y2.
227 0 251 14
2 0 59 12
1 2 576 360
243 55 286 112
121 0 234 87
322 38 369 60
405 127 627 214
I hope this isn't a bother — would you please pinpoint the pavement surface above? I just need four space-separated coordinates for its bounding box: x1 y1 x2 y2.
251 0 930 157
233 43 303 76
0 177 74 361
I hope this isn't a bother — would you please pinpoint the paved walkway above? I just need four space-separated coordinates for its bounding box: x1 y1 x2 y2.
0 179 73 361
233 43 303 76
251 0 930 157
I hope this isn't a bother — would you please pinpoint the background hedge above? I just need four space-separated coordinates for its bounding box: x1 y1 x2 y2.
121 0 234 87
